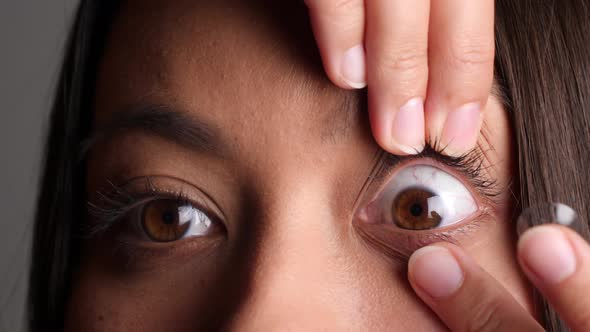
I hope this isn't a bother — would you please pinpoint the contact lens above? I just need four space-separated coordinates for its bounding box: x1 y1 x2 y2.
516 202 583 236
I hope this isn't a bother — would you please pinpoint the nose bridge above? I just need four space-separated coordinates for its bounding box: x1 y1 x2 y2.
229 179 358 330
252 180 339 299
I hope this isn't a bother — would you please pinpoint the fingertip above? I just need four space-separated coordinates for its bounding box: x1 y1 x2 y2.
318 44 367 90
564 228 590 265
393 98 426 154
371 123 425 156
408 245 465 299
304 0 366 90
439 102 483 156
518 225 577 285
371 97 426 156
340 44 367 89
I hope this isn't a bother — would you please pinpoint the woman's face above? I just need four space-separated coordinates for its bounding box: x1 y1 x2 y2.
67 1 533 330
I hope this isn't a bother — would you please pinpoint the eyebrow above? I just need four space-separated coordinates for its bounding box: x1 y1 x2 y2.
80 105 226 159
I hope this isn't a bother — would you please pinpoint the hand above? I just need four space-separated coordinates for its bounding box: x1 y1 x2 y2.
407 225 590 331
304 0 495 156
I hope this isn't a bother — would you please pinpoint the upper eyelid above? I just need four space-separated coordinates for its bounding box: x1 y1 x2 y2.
86 175 225 238
371 143 500 201
86 187 188 237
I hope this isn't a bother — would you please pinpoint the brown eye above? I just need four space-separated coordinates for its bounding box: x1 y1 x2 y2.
392 188 442 230
141 199 212 242
357 165 477 230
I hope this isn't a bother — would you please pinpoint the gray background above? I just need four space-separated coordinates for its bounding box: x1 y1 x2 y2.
1 1 78 331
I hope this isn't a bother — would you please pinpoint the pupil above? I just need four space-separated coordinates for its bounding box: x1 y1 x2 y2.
161 210 176 225
409 203 423 217
392 188 441 230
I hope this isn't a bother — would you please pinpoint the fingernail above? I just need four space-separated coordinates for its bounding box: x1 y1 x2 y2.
441 103 481 155
519 226 577 284
409 246 464 298
392 98 425 155
340 45 367 89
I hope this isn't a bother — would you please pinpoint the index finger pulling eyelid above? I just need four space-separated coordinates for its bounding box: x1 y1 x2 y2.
365 0 430 155
425 0 495 156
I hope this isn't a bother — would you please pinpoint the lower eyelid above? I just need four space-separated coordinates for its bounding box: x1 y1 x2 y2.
97 232 226 273
353 208 489 263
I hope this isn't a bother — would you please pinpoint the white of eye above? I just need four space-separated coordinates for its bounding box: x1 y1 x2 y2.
378 164 478 228
177 204 214 238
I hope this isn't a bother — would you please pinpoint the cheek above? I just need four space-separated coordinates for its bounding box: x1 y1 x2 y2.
463 209 535 315
65 242 452 331
65 269 234 331
64 243 231 331
460 96 532 314
345 253 451 331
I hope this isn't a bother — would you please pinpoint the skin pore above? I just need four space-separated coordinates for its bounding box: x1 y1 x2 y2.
67 0 532 330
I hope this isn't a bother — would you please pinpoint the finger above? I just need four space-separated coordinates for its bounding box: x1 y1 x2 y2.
408 243 544 332
425 0 495 156
518 225 590 332
305 0 367 89
365 0 429 155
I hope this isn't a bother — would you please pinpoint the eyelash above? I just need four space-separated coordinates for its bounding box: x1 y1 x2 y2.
84 178 205 239
372 141 500 202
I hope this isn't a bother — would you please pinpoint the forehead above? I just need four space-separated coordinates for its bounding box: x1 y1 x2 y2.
93 0 365 161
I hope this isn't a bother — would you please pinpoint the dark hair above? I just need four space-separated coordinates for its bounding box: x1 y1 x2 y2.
28 0 590 331
495 1 590 330
27 1 120 330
